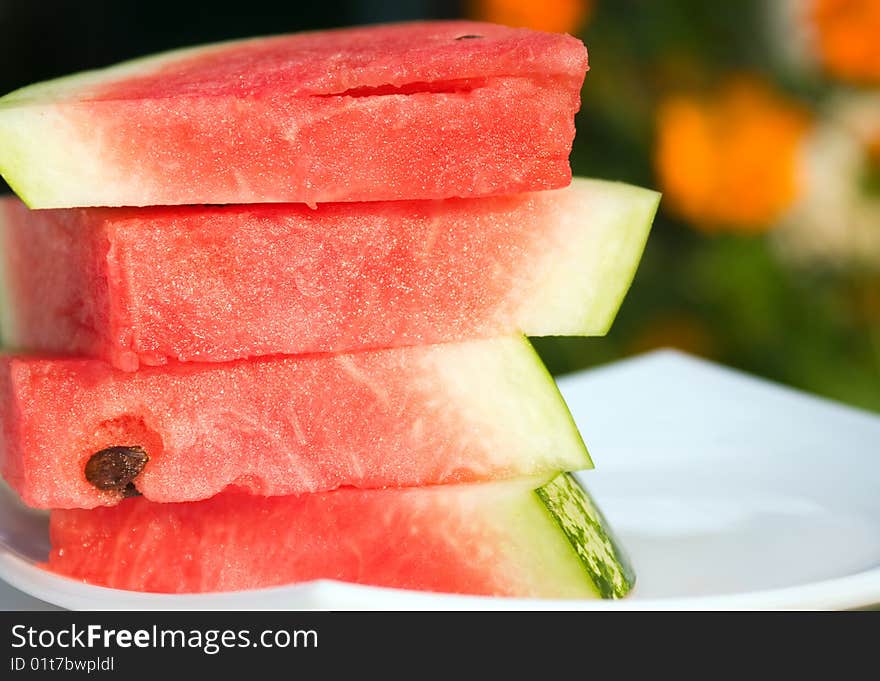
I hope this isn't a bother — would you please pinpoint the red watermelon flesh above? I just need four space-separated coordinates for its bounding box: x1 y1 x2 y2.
0 179 659 371
0 22 587 208
0 337 590 510
47 474 635 598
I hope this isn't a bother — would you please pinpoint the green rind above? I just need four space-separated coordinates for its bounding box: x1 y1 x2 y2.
534 472 635 599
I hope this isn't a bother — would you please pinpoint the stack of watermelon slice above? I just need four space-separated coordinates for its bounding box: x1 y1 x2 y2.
0 22 658 600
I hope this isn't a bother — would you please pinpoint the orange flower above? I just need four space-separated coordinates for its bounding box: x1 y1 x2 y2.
470 0 593 35
810 0 880 84
655 78 812 232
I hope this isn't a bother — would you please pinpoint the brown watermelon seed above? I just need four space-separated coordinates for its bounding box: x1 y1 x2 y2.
455 35 483 40
85 446 149 493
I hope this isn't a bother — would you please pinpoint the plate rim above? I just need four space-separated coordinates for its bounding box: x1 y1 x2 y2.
2 550 879 610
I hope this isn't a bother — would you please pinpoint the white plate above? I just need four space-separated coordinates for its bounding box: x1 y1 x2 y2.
2 349 879 610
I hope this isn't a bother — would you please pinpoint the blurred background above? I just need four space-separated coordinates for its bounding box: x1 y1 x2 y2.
1 0 878 411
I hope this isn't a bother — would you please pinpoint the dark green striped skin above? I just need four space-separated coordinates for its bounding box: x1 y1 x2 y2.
535 473 636 599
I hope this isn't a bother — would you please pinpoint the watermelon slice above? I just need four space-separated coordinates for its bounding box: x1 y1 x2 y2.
0 336 590 509
0 22 587 208
47 473 635 598
0 179 658 371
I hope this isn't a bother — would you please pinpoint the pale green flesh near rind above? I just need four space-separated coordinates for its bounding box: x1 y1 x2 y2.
0 40 239 208
517 178 660 337
446 336 594 470
535 473 636 598
424 336 592 473
583 182 659 335
0 32 388 208
521 337 592 471
0 105 126 208
329 335 591 484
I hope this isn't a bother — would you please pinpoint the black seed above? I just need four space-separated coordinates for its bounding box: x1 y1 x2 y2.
455 34 483 40
85 446 149 493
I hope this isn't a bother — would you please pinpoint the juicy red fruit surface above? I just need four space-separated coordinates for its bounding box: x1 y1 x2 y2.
48 488 515 595
82 22 587 100
1 22 587 206
0 340 583 509
1 188 580 370
65 73 579 205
